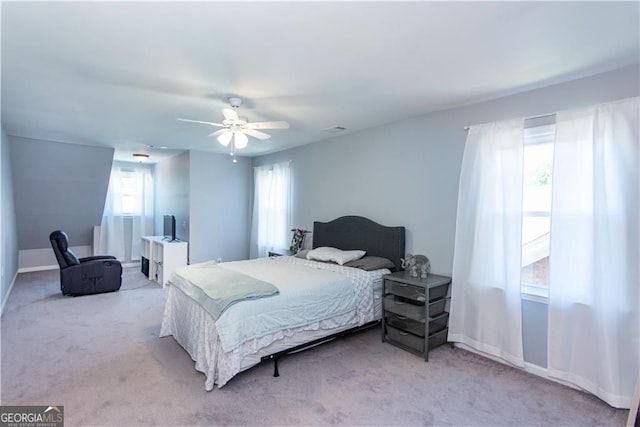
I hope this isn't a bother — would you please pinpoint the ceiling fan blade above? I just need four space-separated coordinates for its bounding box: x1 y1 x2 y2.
242 129 271 140
223 108 239 121
177 118 225 127
245 121 290 130
208 129 229 138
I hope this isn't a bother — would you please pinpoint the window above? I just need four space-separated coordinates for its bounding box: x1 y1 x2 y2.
250 162 292 258
98 165 154 261
521 124 555 298
108 167 152 216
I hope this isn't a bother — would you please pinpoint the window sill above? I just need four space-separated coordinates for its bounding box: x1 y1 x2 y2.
521 284 549 304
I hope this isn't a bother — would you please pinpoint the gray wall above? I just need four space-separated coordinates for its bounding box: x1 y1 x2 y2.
153 150 251 265
188 151 251 264
1 127 19 312
10 137 113 268
254 64 640 368
522 300 548 367
154 151 190 242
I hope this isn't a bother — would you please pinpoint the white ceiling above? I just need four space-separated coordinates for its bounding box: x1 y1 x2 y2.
2 1 638 163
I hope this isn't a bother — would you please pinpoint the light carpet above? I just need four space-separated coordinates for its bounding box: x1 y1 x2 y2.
1 267 628 426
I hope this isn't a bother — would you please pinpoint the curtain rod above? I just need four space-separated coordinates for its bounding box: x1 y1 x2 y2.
463 112 556 131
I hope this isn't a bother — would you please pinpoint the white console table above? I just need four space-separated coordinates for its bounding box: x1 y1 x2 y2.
141 236 188 287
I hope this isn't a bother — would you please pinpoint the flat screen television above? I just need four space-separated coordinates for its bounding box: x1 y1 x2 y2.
163 215 176 241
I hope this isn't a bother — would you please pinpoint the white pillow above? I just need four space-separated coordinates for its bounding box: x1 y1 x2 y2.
306 246 366 265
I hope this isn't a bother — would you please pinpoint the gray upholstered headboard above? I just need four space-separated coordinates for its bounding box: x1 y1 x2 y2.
312 216 406 271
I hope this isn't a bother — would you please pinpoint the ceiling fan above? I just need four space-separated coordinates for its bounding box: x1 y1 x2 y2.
177 97 289 157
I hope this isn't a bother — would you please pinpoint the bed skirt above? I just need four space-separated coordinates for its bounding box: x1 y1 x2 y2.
159 286 364 390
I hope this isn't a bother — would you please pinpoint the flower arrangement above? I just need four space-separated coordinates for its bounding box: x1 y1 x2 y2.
289 229 311 253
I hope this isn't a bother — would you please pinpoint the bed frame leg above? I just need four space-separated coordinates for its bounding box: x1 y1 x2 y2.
273 356 280 377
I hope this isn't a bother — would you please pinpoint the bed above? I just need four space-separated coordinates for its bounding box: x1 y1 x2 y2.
159 215 405 390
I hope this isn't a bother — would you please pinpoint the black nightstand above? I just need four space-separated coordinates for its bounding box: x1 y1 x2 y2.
268 248 294 257
381 271 452 361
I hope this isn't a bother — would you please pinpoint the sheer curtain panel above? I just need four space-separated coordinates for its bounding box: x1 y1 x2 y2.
449 119 526 367
548 97 639 408
98 166 154 262
249 162 291 259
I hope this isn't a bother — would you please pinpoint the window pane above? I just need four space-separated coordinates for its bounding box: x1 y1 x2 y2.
521 256 550 288
119 171 137 215
521 126 554 291
522 143 554 212
522 215 550 246
120 175 134 195
121 195 134 215
522 215 550 286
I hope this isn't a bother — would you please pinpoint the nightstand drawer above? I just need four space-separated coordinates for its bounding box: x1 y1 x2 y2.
429 312 449 335
383 295 424 320
385 281 426 302
385 313 425 336
386 326 450 354
428 328 449 349
386 325 424 353
385 280 449 302
428 283 450 301
429 298 447 317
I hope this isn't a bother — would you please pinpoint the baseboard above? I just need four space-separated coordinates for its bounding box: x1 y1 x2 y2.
1 270 19 315
19 261 138 273
18 265 58 273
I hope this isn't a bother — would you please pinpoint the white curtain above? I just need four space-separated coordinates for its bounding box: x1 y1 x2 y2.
249 162 291 259
98 166 154 262
548 97 639 408
449 119 526 367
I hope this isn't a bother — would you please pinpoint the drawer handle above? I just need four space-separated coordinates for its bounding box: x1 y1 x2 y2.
395 315 407 320
398 331 409 336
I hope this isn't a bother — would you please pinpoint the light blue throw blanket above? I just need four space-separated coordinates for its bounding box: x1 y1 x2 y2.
170 261 280 320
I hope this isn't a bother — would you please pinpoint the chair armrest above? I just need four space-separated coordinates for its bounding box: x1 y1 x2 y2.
65 259 119 276
79 255 117 263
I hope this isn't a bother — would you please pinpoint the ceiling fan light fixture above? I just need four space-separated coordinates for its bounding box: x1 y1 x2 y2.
132 153 149 162
234 131 248 149
177 96 289 162
217 131 233 147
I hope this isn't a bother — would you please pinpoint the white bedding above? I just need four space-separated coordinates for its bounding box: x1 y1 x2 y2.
169 260 280 322
159 256 388 389
213 258 357 352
